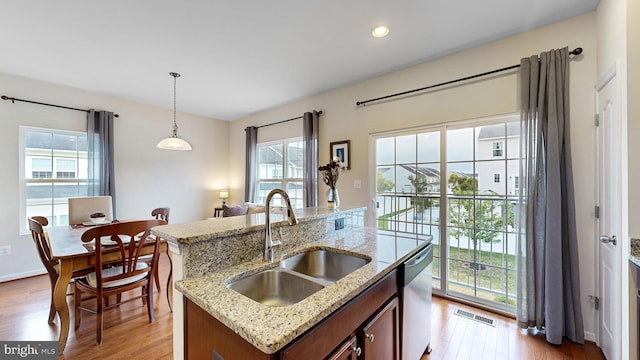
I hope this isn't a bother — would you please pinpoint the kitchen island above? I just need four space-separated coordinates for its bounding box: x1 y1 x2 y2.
152 207 430 360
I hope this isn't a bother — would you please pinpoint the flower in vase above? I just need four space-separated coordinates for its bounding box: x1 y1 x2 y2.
318 160 341 189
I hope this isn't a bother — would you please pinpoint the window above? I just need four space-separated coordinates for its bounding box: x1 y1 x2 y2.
255 137 304 208
492 141 504 157
56 159 77 178
493 173 501 183
32 158 52 178
20 127 88 229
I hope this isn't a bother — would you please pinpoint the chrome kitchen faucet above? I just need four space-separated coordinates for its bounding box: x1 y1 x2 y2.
264 189 298 262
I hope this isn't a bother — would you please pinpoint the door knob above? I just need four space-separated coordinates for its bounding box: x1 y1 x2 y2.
599 235 617 245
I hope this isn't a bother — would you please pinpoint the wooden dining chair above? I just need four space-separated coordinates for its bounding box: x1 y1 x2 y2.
140 207 172 311
73 219 167 344
28 216 95 324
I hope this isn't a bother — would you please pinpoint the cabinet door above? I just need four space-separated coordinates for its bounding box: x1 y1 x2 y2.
327 336 360 360
360 297 399 360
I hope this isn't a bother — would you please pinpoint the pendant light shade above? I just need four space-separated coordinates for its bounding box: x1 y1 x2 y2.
157 72 192 151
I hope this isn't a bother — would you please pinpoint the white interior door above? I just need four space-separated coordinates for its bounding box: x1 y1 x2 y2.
596 72 620 360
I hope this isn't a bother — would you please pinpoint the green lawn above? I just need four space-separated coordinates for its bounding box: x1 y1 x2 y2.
432 243 517 306
378 211 517 307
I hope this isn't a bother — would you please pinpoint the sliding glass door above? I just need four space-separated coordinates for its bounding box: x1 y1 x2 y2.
373 115 518 312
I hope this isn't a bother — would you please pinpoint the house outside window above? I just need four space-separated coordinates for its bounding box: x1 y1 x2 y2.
493 173 501 183
255 137 304 208
20 127 88 230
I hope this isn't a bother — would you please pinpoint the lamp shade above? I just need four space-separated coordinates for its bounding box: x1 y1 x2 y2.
157 136 192 151
219 190 229 199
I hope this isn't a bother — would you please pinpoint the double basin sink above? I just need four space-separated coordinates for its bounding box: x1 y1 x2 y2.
227 248 371 307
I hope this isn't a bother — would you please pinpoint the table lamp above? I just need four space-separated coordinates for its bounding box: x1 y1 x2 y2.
219 190 229 205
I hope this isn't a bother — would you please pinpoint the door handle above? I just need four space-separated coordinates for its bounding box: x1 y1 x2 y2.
599 235 617 245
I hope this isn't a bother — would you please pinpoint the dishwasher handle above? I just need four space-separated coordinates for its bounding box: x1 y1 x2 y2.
403 244 433 286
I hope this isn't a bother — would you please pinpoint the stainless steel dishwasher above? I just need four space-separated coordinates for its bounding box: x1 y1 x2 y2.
400 243 433 360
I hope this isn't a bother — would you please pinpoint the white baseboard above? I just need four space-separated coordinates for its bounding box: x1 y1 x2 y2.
0 269 46 283
584 331 596 343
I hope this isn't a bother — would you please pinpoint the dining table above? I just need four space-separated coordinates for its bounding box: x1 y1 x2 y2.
47 222 169 353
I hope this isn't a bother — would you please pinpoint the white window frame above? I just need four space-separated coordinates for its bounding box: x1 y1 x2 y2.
255 137 304 207
19 126 88 232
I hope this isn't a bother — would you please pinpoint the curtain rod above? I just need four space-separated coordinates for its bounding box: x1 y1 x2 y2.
1 95 120 118
254 110 323 129
355 47 583 107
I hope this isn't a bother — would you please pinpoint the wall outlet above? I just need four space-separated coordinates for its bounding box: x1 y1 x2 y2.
353 179 362 189
0 245 11 256
335 218 345 230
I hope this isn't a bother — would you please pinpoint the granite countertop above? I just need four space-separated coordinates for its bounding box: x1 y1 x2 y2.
175 227 430 354
152 206 366 245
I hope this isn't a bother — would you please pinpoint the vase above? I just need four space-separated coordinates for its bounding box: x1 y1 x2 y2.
327 187 340 209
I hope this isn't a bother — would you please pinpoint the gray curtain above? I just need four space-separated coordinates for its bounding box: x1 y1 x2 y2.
87 110 116 216
245 126 258 202
516 47 583 344
303 111 319 207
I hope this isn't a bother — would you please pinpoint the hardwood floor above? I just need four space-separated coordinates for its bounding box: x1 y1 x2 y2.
0 257 605 360
0 255 174 360
424 296 605 360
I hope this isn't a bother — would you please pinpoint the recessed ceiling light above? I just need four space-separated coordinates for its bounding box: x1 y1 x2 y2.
371 25 390 38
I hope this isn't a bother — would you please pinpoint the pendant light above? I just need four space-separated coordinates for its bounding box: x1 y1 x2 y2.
157 72 192 151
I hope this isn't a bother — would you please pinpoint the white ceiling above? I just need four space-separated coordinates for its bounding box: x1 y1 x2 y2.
0 0 598 121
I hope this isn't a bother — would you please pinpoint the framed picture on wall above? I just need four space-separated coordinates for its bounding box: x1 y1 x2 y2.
330 140 350 169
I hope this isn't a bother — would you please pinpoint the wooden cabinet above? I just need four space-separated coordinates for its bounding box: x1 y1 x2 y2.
324 298 399 360
184 269 399 360
281 269 398 360
327 336 359 360
360 297 400 360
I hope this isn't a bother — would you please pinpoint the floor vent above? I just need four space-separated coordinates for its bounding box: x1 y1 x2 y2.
454 308 496 327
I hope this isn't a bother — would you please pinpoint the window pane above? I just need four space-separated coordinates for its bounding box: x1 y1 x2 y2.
395 135 416 164
258 144 283 180
417 131 440 163
376 137 394 165
286 181 304 208
286 141 304 179
256 181 281 204
446 128 474 162
396 165 416 194
25 131 52 149
415 163 440 194
376 166 395 193
477 160 504 194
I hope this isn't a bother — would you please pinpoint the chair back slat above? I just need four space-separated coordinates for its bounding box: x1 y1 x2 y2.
80 219 166 295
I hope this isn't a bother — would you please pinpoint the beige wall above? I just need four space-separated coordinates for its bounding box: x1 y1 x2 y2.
0 72 229 281
230 13 599 339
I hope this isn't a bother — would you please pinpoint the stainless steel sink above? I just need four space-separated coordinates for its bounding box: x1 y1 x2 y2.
227 269 324 307
281 248 371 283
